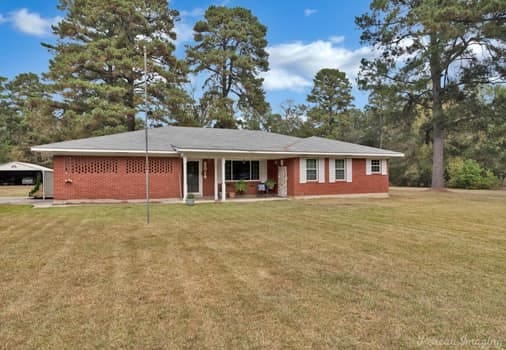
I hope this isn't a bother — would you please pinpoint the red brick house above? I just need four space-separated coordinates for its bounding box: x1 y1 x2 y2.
31 126 403 201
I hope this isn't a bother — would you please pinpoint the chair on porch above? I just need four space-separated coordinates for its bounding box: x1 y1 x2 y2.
256 182 267 195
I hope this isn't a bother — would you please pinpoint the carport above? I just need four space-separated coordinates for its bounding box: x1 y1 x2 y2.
0 161 53 199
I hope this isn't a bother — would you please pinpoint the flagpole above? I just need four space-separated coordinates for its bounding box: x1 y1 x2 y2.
144 44 150 224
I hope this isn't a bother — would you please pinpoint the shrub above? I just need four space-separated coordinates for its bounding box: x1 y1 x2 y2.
447 158 499 189
29 174 41 197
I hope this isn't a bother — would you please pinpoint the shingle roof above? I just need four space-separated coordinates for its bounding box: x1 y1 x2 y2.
285 136 401 156
32 126 403 157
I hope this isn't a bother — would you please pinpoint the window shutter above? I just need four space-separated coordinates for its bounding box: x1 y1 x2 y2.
381 159 388 175
299 158 306 183
329 158 336 183
346 159 353 182
366 159 372 175
318 158 325 183
259 160 267 181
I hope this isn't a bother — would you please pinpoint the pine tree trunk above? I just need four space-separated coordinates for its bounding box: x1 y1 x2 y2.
126 85 135 131
126 113 135 131
432 122 445 188
430 35 445 189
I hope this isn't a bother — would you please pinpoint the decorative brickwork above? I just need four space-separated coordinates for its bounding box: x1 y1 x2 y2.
53 156 182 200
125 158 175 174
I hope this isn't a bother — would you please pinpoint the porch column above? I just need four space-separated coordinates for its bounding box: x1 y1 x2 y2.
182 155 188 201
221 157 226 201
214 158 218 201
42 171 46 200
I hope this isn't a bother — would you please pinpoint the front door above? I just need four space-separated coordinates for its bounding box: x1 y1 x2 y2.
187 161 200 195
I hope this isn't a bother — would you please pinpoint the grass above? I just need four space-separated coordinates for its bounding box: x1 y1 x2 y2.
0 189 505 349
0 186 31 197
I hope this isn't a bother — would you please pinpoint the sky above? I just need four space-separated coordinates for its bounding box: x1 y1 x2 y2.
0 0 374 111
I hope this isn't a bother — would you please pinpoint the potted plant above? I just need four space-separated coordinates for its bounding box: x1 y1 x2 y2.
265 179 276 192
235 180 247 195
186 193 195 206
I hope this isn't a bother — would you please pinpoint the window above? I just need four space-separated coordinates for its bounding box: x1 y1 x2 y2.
335 159 345 180
306 159 318 181
225 160 260 181
371 159 381 173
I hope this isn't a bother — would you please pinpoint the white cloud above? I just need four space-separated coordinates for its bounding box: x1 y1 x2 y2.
8 8 61 36
0 14 6 24
174 21 194 44
173 7 205 45
180 8 205 18
262 39 373 91
304 9 318 17
329 35 345 44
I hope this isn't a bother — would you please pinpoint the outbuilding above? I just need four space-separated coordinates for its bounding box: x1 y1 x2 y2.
0 161 54 199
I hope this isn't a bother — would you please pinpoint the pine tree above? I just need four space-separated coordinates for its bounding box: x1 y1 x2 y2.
44 0 187 136
0 77 11 162
186 6 270 128
356 0 505 188
4 73 59 163
306 68 354 139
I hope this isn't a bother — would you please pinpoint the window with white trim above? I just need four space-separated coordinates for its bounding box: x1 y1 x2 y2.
306 159 318 181
371 159 381 173
335 159 345 180
225 160 260 181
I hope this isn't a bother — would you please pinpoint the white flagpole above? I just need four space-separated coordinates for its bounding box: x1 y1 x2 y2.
144 45 150 224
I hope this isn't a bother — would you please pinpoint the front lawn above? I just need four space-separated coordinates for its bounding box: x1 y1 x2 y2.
0 189 505 349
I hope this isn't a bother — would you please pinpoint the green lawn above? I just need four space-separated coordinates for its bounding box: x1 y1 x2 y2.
0 189 505 349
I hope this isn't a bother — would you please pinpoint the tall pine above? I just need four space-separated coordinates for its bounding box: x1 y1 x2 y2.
186 6 270 128
356 0 505 188
44 0 187 136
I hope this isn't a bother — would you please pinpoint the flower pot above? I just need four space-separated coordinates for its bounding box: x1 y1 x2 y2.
228 191 236 198
186 198 195 206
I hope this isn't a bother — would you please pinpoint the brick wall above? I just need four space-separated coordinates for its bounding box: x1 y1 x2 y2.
53 156 182 200
285 158 389 196
52 156 389 200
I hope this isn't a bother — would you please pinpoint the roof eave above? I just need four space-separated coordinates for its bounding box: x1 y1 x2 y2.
176 148 404 158
31 146 404 158
30 147 178 157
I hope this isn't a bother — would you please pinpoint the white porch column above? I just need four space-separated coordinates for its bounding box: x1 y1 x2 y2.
42 171 46 200
214 158 218 201
182 155 188 201
221 157 226 201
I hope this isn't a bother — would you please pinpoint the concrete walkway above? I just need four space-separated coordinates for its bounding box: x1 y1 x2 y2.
0 195 288 208
0 197 53 207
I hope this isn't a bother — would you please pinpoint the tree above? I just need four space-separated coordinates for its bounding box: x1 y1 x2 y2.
186 6 270 128
0 77 11 162
446 85 506 185
44 0 187 136
356 0 505 188
306 68 354 138
4 73 59 163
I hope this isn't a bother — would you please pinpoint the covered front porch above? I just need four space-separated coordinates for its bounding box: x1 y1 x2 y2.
181 154 289 202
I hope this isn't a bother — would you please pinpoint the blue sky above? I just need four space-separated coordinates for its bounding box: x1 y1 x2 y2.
0 0 373 111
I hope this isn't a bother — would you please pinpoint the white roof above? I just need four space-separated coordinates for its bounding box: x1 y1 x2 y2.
0 161 53 172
